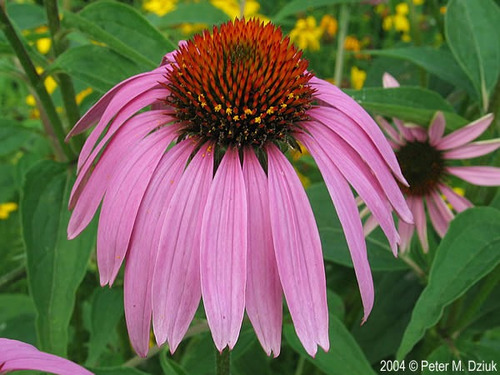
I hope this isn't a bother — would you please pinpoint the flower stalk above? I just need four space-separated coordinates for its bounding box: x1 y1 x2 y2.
0 1 74 161
333 4 350 86
216 348 231 375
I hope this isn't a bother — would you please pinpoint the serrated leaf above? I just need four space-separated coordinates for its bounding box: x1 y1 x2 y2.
445 0 500 109
367 47 476 98
51 45 144 93
21 160 96 356
272 0 363 22
345 87 468 130
284 314 376 375
397 207 500 359
77 1 172 66
86 288 124 366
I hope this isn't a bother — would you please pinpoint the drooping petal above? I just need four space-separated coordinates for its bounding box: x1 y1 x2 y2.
375 115 403 145
299 133 375 318
300 122 401 253
68 111 173 238
201 148 248 352
0 338 93 375
435 114 494 150
439 184 473 213
97 126 177 286
408 196 428 253
77 88 170 173
266 144 329 357
242 148 282 357
311 76 406 184
428 112 446 145
363 215 379 237
124 140 194 357
307 108 412 223
152 142 214 352
382 72 400 88
443 139 500 159
427 191 454 237
447 166 500 186
398 218 415 253
66 67 166 139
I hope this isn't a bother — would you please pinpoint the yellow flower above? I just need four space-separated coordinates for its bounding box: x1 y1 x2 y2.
413 0 424 4
350 66 366 90
0 202 18 220
401 33 411 42
442 187 465 210
320 14 338 38
396 2 409 15
440 6 446 14
289 16 323 51
36 38 51 54
393 13 410 32
179 23 208 35
143 0 177 16
344 35 361 52
382 15 393 31
211 0 264 20
76 87 93 105
294 168 311 189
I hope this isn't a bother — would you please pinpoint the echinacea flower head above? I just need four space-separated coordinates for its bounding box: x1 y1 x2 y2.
374 73 500 252
67 19 411 358
0 338 93 375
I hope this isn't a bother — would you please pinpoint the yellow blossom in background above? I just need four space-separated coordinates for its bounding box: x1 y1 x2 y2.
396 2 409 15
290 16 323 51
393 13 410 32
211 0 265 20
344 35 361 52
443 187 465 210
76 87 93 105
0 202 18 220
402 33 411 42
143 0 177 16
350 66 366 90
382 15 393 31
413 0 424 5
25 67 58 118
320 14 338 38
440 6 446 14
180 22 207 35
294 168 311 189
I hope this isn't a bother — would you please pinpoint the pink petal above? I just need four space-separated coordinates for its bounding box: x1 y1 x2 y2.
152 142 214 352
382 72 400 88
201 148 248 352
408 196 428 253
439 183 473 213
68 111 173 238
428 112 446 145
375 115 402 145
310 76 406 184
266 144 329 357
306 109 412 224
443 139 500 159
409 125 427 142
398 219 415 253
435 113 494 150
299 133 375 319
66 67 167 139
77 88 170 173
394 118 415 142
124 140 194 357
363 215 379 237
97 126 177 286
447 166 500 186
242 148 282 357
0 338 93 375
427 191 454 237
300 121 401 253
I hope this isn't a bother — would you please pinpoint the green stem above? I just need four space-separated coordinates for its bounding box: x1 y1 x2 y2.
216 347 231 375
487 76 500 135
45 0 80 126
333 4 350 86
0 2 74 161
294 356 305 375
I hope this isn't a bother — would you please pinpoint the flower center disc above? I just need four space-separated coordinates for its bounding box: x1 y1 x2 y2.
396 140 445 196
166 18 314 148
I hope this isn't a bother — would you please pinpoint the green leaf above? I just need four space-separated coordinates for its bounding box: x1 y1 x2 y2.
86 288 124 366
91 367 153 375
0 118 39 157
367 47 476 98
21 160 96 356
397 207 500 359
6 3 46 30
51 45 144 93
307 183 408 271
0 294 36 344
445 0 500 109
160 349 188 375
272 0 362 22
284 314 376 375
73 1 172 67
345 87 468 130
155 2 229 27
352 272 423 364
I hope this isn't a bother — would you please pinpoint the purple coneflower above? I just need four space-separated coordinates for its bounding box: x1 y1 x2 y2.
371 73 500 252
67 19 411 357
0 338 93 375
